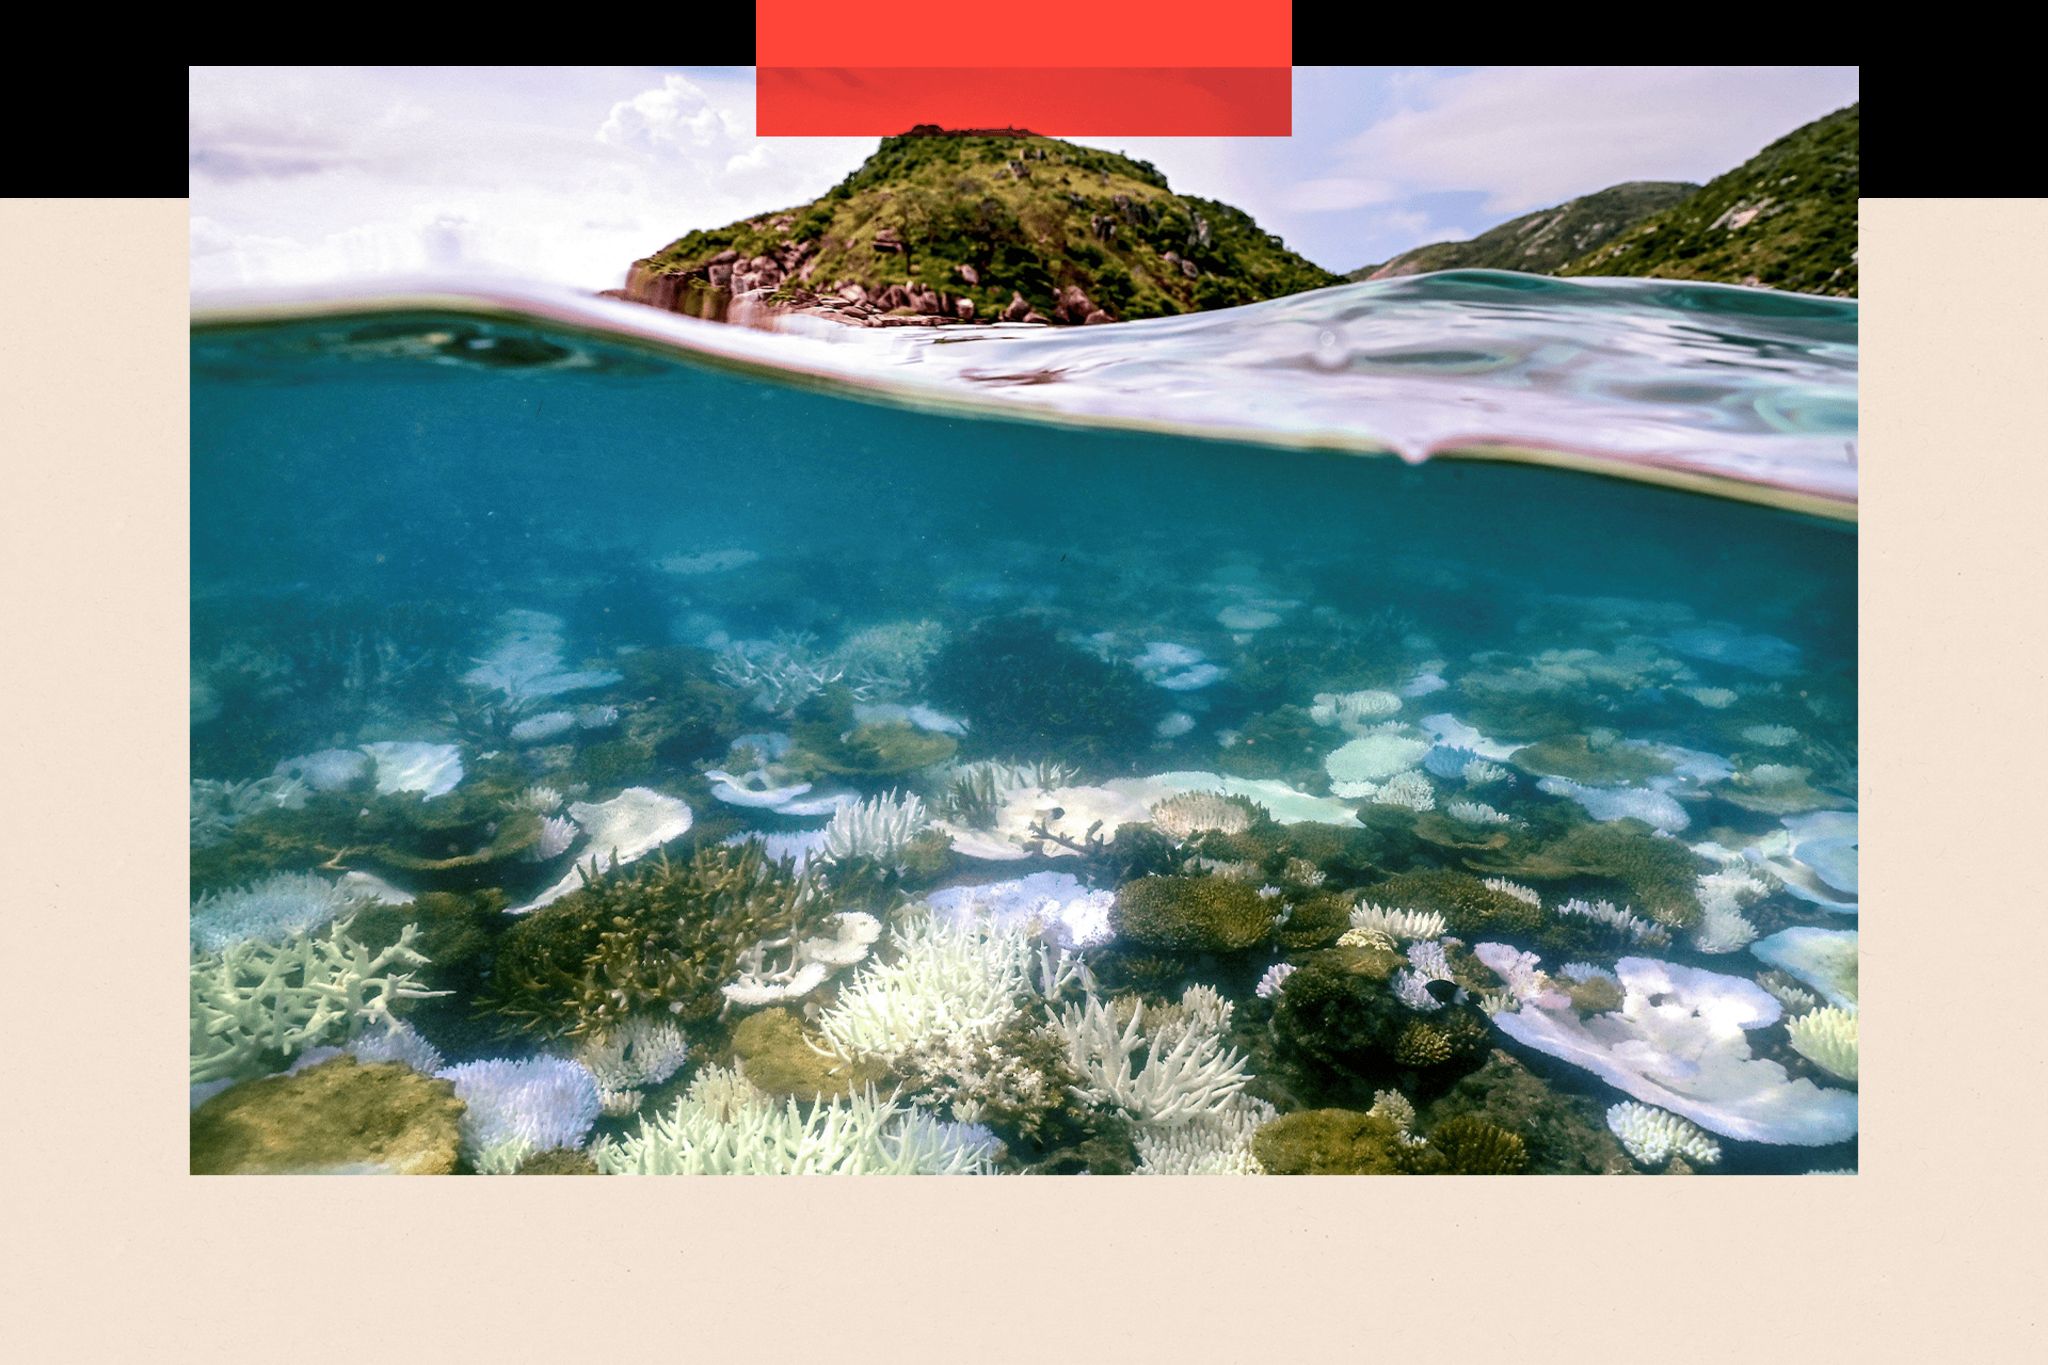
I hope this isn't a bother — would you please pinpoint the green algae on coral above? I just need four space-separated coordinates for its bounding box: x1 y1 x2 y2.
1250 1107 1407 1174
1110 875 1278 953
487 842 835 1039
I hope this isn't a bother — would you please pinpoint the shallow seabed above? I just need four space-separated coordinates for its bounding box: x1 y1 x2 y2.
189 293 1857 1176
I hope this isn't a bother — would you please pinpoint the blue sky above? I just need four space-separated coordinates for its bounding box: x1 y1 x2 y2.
190 65 1859 291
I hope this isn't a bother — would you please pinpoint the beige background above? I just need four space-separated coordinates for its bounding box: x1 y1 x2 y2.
1 196 2036 1361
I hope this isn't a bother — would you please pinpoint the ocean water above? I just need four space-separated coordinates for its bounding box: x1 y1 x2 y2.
189 276 1857 1176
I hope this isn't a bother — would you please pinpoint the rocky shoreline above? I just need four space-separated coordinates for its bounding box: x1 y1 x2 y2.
611 239 1121 329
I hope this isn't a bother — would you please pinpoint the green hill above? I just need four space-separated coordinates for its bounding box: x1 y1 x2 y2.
1560 104 1859 296
1347 181 1697 281
624 127 1340 325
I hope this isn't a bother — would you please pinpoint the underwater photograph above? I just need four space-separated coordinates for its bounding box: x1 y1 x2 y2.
186 64 1861 1177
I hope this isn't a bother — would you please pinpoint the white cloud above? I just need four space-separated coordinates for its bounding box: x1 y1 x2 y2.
1340 66 1861 216
189 67 872 293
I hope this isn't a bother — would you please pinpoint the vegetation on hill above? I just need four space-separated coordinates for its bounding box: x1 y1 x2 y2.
628 127 1341 324
1348 181 1697 282
1559 104 1859 297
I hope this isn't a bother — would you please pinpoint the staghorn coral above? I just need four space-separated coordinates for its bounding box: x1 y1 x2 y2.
1787 1006 1858 1083
190 915 448 1084
814 911 1049 1064
1255 961 1299 999
820 790 932 869
592 1065 996 1175
1110 875 1278 953
1606 1101 1723 1168
1133 1095 1277 1175
488 842 834 1039
1051 988 1252 1127
1555 897 1669 947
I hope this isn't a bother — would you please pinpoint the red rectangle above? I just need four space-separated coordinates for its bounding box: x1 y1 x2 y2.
756 66 1291 136
755 0 1292 66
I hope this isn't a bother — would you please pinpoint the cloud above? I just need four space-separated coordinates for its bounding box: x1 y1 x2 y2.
1339 66 1861 216
189 67 873 292
1282 176 1401 213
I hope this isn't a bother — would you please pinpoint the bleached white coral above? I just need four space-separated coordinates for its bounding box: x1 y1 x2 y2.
815 912 1039 1063
190 774 310 849
1148 790 1256 840
1741 724 1800 746
821 790 930 869
1254 961 1298 999
510 784 563 813
1134 1095 1277 1175
1348 902 1448 942
1309 689 1401 731
1555 897 1669 946
1447 799 1511 826
190 917 448 1084
1369 769 1436 812
1691 904 1760 954
1461 758 1511 786
1787 1005 1858 1083
1537 776 1689 833
287 1019 446 1079
721 910 883 1009
190 871 371 953
593 1066 994 1175
1325 725 1433 784
830 619 946 698
1606 1101 1723 1167
1367 1089 1417 1136
573 1016 693 1117
439 1056 603 1174
531 814 578 861
1482 877 1542 907
1052 989 1252 1128
714 632 853 713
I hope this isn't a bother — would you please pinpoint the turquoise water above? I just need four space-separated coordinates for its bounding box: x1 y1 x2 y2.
190 280 1856 1176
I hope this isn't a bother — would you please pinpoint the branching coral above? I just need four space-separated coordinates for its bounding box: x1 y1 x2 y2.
190 915 447 1083
814 912 1046 1064
1555 897 1669 947
721 910 883 1009
190 871 374 953
1051 988 1252 1127
1347 902 1449 942
438 1056 603 1174
592 1065 996 1175
1133 1095 1277 1175
1606 1101 1723 1168
820 790 931 869
572 1016 693 1116
488 842 834 1039
1787 1005 1858 1083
